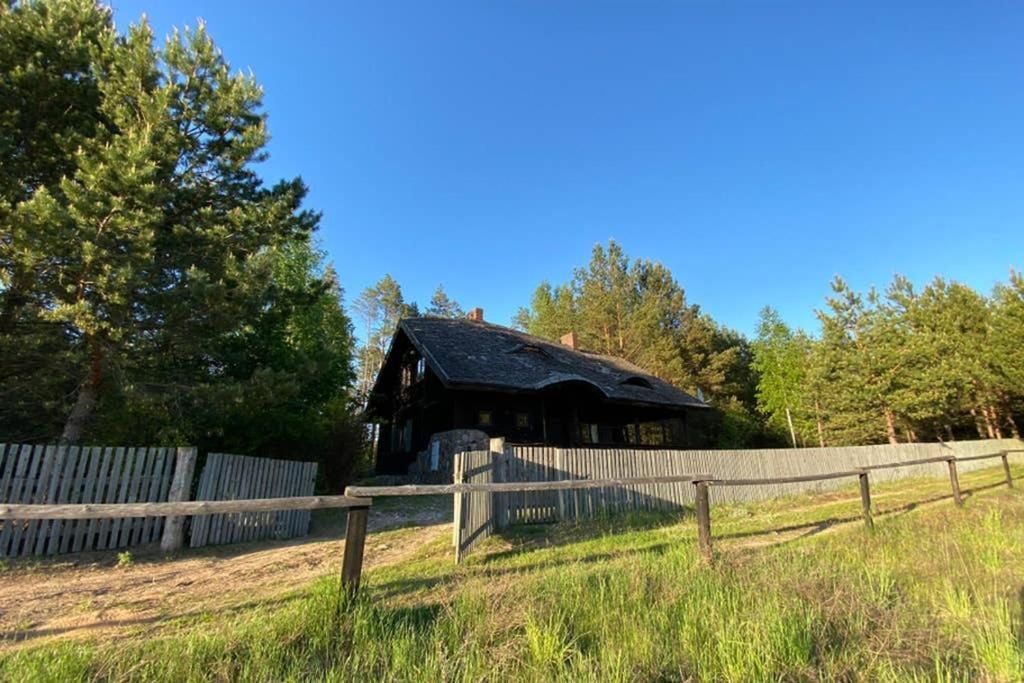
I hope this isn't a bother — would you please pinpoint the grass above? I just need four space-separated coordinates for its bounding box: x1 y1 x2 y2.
2 465 1023 682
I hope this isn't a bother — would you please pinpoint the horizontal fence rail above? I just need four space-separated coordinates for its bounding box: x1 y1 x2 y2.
712 470 863 486
345 474 710 498
0 495 372 520
0 494 375 593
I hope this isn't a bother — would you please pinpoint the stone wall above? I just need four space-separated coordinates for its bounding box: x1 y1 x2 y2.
408 428 490 483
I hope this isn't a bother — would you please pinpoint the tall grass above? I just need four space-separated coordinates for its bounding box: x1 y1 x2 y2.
2 468 1022 682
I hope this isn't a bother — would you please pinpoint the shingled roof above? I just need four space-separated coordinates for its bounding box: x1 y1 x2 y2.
387 317 708 409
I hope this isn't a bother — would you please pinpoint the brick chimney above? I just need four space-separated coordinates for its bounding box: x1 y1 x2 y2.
560 331 578 350
468 307 484 322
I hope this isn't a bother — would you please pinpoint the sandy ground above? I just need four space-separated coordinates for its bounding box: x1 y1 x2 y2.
0 497 451 652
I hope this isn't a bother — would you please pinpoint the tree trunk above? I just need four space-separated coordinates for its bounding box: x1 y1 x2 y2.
1006 412 1020 439
884 410 898 445
815 399 826 447
980 405 996 439
945 424 955 442
969 408 986 438
986 405 1003 439
785 407 797 448
905 426 918 443
61 340 105 444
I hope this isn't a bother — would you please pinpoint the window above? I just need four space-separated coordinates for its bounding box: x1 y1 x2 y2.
478 410 493 427
579 423 600 444
515 412 530 429
639 421 666 446
620 376 653 389
415 357 426 382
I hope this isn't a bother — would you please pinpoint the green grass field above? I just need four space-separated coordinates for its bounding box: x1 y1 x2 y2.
3 464 1023 682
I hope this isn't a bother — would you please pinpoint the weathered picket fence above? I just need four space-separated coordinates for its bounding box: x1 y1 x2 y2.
498 438 1023 522
0 445 184 557
452 448 497 562
452 438 1024 560
0 444 317 557
190 453 317 547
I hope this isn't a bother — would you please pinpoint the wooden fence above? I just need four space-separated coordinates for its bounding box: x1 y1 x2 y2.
0 444 186 558
0 493 373 592
1 451 1018 595
189 453 317 548
495 438 1023 524
453 449 496 562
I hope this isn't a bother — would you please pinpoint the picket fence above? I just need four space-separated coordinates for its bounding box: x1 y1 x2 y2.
452 449 496 562
0 445 181 557
190 453 317 548
452 438 1023 560
0 445 318 557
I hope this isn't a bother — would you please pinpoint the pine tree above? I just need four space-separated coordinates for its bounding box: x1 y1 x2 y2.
353 274 417 398
426 284 464 318
516 240 762 440
0 3 358 456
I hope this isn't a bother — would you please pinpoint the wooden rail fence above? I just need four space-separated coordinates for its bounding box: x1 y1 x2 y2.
0 494 374 593
496 438 1021 523
0 450 1018 594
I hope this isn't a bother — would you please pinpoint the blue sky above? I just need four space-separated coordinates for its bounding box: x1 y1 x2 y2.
112 1 1024 337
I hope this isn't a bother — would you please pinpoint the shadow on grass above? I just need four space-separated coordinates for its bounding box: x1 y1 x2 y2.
367 541 679 601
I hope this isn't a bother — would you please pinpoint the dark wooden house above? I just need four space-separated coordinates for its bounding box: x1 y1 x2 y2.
366 309 710 474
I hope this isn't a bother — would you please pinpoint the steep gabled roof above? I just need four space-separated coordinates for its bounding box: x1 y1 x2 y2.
386 316 708 409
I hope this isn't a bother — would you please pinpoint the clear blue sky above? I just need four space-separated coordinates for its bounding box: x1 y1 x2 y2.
112 1 1024 337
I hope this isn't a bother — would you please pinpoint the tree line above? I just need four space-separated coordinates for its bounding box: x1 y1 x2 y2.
509 241 1024 448
753 274 1024 447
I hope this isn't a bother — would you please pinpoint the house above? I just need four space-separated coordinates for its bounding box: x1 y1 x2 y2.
366 308 711 474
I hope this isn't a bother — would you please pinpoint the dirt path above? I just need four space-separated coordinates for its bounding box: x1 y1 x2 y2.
0 497 451 652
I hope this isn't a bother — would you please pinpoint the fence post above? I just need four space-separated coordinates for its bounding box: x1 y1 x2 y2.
160 447 197 552
946 457 962 507
694 478 712 562
452 452 464 563
489 438 506 532
857 470 873 530
554 448 566 521
340 504 369 595
1000 451 1013 489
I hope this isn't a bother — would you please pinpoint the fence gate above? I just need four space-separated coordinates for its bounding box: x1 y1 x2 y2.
453 449 497 562
189 453 317 548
